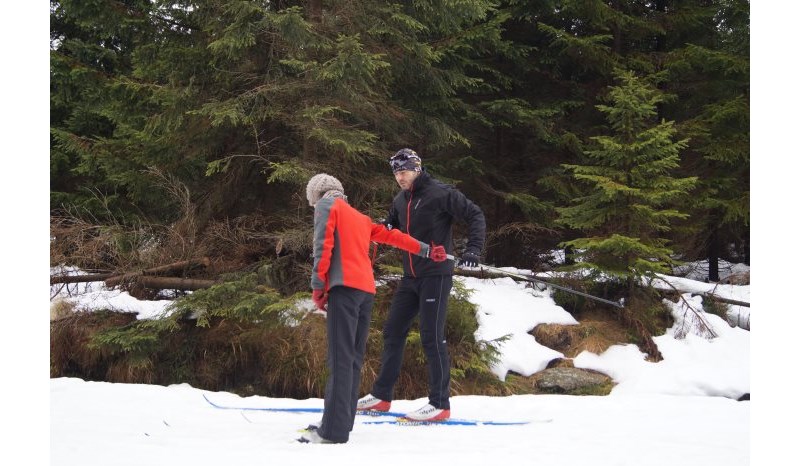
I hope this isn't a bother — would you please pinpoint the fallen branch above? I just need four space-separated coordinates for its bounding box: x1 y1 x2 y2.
673 292 718 339
136 276 217 291
690 292 749 308
105 273 216 291
649 275 750 307
104 273 142 288
648 274 719 339
50 273 116 285
103 274 217 291
49 257 212 288
138 257 211 275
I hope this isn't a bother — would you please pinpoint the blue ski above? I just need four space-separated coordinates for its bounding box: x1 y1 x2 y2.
203 394 548 426
202 394 405 417
363 418 549 426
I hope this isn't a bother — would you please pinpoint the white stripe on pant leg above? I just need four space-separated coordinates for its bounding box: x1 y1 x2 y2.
434 276 447 408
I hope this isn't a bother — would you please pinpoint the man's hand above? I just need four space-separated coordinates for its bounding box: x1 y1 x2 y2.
312 289 328 311
458 252 480 268
427 242 447 262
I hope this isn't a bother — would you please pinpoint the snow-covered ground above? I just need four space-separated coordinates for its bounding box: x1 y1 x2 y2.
42 263 759 465
51 377 748 466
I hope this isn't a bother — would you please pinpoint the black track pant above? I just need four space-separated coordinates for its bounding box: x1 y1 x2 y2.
370 275 453 410
318 286 374 443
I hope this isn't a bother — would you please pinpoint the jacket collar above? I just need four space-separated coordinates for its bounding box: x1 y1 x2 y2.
411 169 431 191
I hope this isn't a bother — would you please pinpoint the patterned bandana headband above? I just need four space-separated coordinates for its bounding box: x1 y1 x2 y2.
389 148 422 173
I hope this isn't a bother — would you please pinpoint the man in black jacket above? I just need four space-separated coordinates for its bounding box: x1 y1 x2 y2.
357 148 486 422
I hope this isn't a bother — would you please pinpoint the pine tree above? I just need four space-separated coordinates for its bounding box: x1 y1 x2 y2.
462 0 664 265
557 70 697 288
49 1 749 278
658 0 750 279
51 1 518 224
50 0 160 219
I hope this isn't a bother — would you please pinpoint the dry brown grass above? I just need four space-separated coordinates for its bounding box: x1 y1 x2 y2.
50 298 76 321
532 309 633 359
50 209 312 297
196 215 280 269
49 275 507 400
51 310 139 379
50 308 333 397
50 267 674 399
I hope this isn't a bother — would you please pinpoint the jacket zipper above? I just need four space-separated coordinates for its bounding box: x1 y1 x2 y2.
406 187 416 277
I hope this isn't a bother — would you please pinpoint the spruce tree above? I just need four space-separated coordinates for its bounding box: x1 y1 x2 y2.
50 0 159 219
658 0 750 279
465 0 663 265
49 1 750 277
557 70 697 288
51 1 517 224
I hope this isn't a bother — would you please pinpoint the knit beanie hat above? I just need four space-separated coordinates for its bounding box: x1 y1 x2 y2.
306 173 345 206
389 148 422 173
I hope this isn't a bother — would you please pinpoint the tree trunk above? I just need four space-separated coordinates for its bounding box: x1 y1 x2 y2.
139 257 211 275
136 276 217 291
50 273 115 285
308 0 322 22
564 245 575 265
104 274 217 291
52 258 211 286
708 230 720 282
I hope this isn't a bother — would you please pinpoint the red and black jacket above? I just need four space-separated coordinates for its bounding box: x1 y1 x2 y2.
386 170 485 278
311 194 430 294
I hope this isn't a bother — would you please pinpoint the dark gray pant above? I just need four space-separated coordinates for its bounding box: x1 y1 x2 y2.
370 275 453 409
318 286 374 443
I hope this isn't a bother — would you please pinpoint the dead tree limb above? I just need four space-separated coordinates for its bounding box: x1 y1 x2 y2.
50 273 116 285
103 274 218 291
650 276 719 339
672 292 719 339
707 293 750 308
650 276 749 308
50 257 213 288
682 291 749 308
139 257 211 275
136 276 217 291
104 273 141 288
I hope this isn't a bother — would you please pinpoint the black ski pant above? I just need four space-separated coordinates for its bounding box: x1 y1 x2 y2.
318 286 374 443
370 275 453 410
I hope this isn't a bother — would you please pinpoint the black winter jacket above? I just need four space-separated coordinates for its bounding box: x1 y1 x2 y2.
386 170 486 278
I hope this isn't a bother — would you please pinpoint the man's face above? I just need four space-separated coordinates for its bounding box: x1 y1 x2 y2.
394 170 420 191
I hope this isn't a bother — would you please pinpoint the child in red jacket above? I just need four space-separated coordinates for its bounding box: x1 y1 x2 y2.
298 173 445 444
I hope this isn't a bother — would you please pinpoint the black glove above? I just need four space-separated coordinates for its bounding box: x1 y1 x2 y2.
458 252 480 268
379 218 393 230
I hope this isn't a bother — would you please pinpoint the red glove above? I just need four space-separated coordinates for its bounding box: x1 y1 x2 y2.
312 289 328 311
427 242 447 262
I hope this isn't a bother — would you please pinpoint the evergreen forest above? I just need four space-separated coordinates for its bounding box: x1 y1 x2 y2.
50 0 750 394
